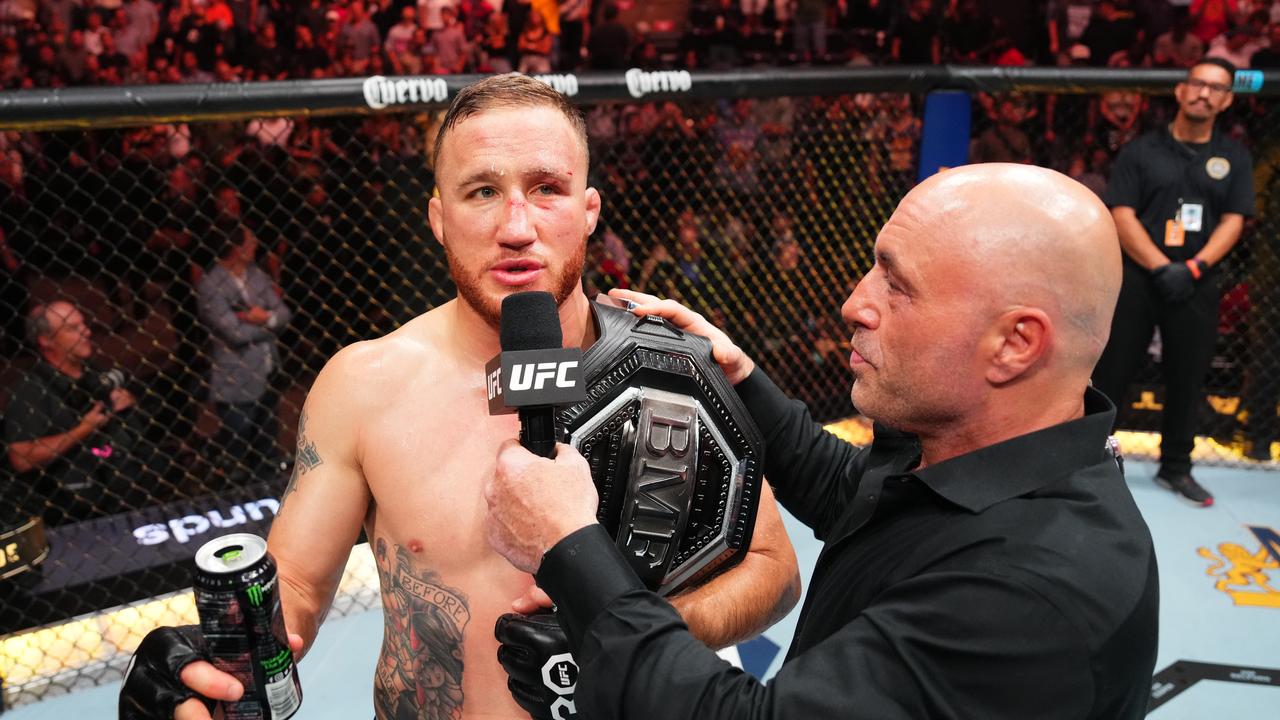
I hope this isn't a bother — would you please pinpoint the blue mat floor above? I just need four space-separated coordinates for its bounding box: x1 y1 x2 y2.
7 460 1277 719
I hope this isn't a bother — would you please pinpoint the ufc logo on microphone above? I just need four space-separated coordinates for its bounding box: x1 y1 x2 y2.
487 367 503 401
509 361 579 391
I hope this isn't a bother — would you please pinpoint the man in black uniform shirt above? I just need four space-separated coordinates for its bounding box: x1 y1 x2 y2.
4 301 137 524
483 163 1160 718
1092 58 1255 507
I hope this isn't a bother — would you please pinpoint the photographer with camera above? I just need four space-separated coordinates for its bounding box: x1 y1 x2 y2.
3 300 137 525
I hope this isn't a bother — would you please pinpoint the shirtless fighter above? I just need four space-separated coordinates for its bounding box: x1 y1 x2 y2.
119 73 800 720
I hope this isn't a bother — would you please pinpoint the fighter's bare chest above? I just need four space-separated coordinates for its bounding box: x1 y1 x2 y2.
361 403 521 533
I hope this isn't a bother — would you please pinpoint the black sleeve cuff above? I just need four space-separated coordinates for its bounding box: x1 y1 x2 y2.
733 367 798 440
536 524 646 649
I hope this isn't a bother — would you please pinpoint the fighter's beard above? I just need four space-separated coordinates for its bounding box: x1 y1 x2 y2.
446 241 586 330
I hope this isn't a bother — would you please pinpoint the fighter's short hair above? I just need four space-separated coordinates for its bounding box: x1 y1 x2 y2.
432 73 588 172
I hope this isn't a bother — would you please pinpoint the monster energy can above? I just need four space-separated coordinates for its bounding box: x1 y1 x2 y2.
194 533 302 720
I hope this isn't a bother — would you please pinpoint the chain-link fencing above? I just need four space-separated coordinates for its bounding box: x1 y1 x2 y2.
0 66 1277 707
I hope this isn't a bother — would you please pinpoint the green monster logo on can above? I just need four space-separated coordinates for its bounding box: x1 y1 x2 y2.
247 583 264 607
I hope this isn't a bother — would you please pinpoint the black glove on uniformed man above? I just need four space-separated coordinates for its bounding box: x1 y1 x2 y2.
119 625 215 719
495 612 579 720
1152 261 1198 303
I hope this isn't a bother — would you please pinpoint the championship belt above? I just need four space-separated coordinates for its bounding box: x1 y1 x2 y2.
0 516 50 580
558 296 765 596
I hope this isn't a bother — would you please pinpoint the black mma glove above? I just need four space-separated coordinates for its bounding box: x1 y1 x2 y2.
1151 262 1196 304
119 625 215 720
495 611 579 720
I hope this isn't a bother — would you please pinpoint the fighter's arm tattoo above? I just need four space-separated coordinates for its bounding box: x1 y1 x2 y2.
373 538 471 720
279 410 323 513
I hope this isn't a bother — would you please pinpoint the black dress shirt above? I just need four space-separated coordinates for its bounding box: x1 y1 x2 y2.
538 369 1159 719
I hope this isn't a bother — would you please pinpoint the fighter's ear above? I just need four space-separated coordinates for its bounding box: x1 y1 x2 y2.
584 187 602 236
428 191 445 247
986 308 1052 385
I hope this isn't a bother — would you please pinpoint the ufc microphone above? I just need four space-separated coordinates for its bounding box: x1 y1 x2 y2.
486 292 587 457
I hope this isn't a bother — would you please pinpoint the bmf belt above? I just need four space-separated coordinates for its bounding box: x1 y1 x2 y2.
560 297 765 596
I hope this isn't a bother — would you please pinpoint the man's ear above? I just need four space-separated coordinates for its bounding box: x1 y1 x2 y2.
428 193 444 246
584 187 601 236
986 309 1052 385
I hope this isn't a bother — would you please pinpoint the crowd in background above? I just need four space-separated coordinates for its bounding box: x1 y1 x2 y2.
2 1 1280 525
1 1 1279 89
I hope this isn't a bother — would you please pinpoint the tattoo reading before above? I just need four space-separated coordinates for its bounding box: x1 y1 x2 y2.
374 538 471 720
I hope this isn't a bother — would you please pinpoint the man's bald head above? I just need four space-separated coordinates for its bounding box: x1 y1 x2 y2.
901 163 1121 373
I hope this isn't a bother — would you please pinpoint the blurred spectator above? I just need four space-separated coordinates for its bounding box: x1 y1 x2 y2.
339 1 381 74
40 0 79 35
419 0 457 32
1207 25 1265 66
1080 0 1143 66
715 98 763 201
246 115 294 147
479 11 512 72
517 5 552 73
118 0 161 60
384 5 418 58
890 0 940 65
791 0 830 64
4 300 138 525
692 0 744 69
634 240 682 300
1089 89 1146 154
970 94 1034 164
1251 22 1280 67
291 24 331 76
434 5 470 74
1190 0 1243 45
588 3 631 70
299 0 329 38
1047 0 1097 61
180 49 214 82
197 224 292 478
582 232 629 299
1066 147 1111 196
942 0 995 63
839 0 893 52
559 0 587 70
1153 9 1206 68
457 0 493 38
83 11 108 56
247 22 289 80
867 93 921 199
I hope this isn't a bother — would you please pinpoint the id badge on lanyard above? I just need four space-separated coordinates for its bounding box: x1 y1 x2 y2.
1165 198 1204 247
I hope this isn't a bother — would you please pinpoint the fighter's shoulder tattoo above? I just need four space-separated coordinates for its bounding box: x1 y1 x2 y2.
279 410 323 513
373 538 470 720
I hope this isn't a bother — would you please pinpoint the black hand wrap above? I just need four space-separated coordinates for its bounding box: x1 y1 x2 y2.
119 625 215 720
1152 262 1196 303
495 612 579 720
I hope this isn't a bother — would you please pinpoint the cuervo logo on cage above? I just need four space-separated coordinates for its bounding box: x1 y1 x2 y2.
362 75 449 110
624 68 692 99
533 73 579 97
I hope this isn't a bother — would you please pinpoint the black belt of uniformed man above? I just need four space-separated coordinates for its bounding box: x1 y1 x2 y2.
559 296 765 596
